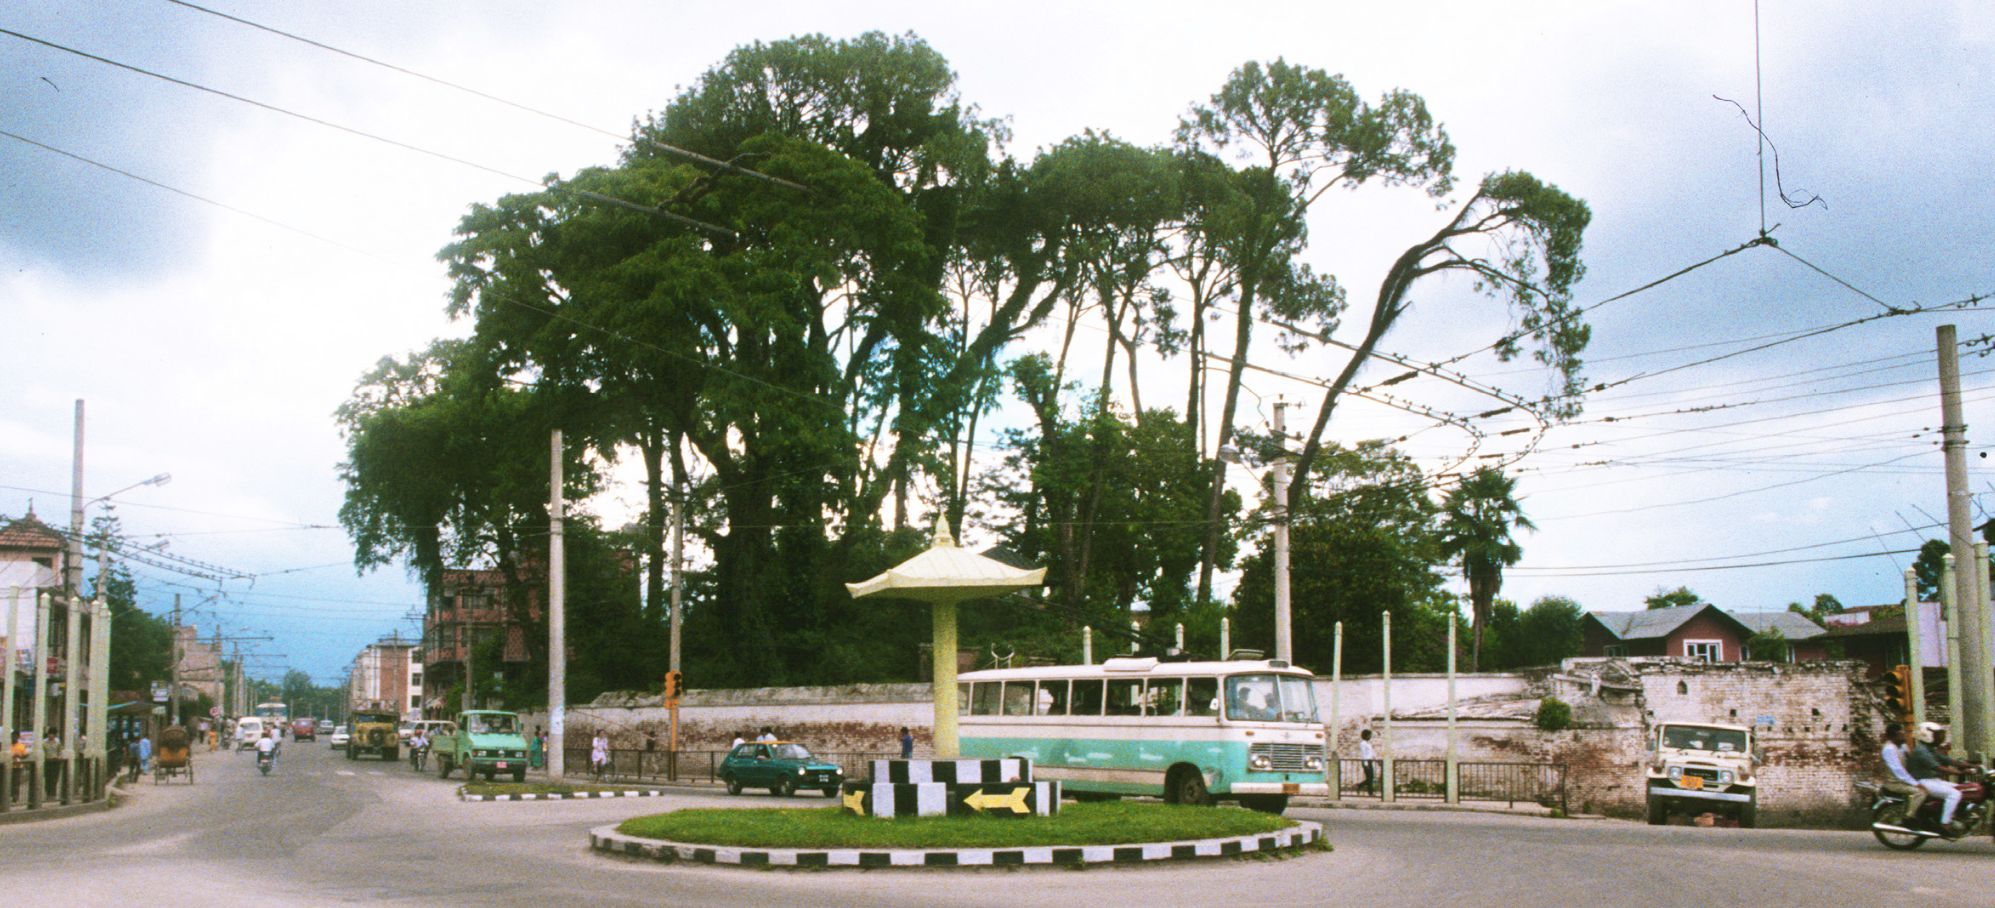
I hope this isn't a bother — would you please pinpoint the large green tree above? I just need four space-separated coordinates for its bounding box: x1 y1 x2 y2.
1438 467 1535 672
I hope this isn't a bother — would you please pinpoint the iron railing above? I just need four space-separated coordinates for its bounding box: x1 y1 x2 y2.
1336 758 1566 812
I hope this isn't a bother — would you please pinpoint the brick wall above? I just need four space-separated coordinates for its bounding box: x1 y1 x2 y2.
1662 611 1749 662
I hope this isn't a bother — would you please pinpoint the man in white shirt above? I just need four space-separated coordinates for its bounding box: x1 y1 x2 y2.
1357 729 1378 797
756 727 777 743
1878 724 1923 822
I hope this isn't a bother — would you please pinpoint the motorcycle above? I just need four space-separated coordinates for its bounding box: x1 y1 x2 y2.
409 741 429 773
256 749 275 776
1858 765 1990 850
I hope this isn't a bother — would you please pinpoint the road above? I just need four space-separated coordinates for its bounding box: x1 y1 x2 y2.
2 741 1987 907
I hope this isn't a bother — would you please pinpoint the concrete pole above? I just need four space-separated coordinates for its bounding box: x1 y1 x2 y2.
1271 401 1292 665
1175 623 1185 653
88 594 109 800
932 601 959 758
1219 618 1229 661
1937 325 1989 754
1905 569 1926 727
547 429 567 780
169 595 181 728
62 399 84 805
1381 609 1394 803
1979 541 1995 757
1329 620 1342 799
1445 617 1458 804
60 591 81 803
30 592 49 808
3 586 17 812
1082 626 1092 665
1943 554 1962 719
668 472 684 676
1130 619 1140 655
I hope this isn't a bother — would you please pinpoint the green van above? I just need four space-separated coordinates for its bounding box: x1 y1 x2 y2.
434 710 532 782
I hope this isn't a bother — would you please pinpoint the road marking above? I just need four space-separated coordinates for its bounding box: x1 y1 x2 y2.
367 770 384 776
336 770 356 776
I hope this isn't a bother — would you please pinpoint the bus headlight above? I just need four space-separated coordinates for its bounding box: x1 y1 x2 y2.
1249 754 1274 771
1303 757 1324 771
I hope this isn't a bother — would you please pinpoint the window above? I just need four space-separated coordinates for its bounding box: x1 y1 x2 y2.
1225 674 1281 722
1148 679 1184 717
1106 679 1144 716
1038 680 1069 716
971 682 1002 716
1603 644 1628 658
1187 678 1220 717
1071 679 1105 716
410 695 420 708
958 683 970 715
1683 640 1723 663
1001 681 1036 717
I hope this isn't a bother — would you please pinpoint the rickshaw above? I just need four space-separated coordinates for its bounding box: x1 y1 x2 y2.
154 725 194 784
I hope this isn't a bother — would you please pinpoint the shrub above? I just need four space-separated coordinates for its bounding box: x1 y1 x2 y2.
1534 696 1573 732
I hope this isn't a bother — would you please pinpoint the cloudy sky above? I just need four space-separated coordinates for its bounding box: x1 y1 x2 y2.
3 1 1991 685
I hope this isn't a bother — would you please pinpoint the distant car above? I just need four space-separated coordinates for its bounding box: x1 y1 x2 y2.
317 719 333 734
291 718 318 741
329 726 350 749
234 717 266 751
719 742 843 797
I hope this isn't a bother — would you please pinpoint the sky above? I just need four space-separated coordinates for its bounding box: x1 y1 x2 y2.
2 1 1992 685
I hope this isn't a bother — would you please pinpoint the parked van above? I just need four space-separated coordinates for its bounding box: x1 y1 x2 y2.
234 716 266 751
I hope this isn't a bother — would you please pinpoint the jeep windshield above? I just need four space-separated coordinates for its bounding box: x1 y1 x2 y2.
467 714 517 735
1661 726 1748 753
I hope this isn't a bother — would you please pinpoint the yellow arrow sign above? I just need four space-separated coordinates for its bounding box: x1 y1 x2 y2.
841 786 868 815
963 786 1031 814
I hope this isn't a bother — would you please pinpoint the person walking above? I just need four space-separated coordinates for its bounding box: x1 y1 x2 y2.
899 727 914 760
589 730 610 781
528 726 544 770
1358 729 1378 797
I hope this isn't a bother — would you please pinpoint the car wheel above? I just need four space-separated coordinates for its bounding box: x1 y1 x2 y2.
724 775 742 796
1646 795 1667 826
773 777 794 797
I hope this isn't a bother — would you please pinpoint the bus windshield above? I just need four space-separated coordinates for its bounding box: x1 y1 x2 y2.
1226 674 1319 724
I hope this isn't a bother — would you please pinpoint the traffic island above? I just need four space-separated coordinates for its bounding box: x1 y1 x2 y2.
459 781 667 802
591 802 1323 869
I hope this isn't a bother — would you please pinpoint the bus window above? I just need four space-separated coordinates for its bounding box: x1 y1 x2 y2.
1106 679 1144 716
971 682 1002 716
1001 681 1036 717
1071 679 1105 716
958 683 970 715
1187 678 1219 717
1038 680 1070 715
1149 678 1184 717
1226 675 1281 722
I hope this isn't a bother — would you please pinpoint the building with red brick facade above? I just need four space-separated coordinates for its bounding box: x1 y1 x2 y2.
1582 604 1757 663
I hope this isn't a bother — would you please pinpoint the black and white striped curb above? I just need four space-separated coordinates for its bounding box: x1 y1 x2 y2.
459 788 667 802
588 820 1321 868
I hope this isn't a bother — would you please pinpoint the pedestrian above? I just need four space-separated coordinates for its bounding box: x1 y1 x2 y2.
899 726 914 760
590 730 610 780
1358 729 1377 797
730 731 746 750
529 726 544 769
10 732 29 799
755 727 776 743
126 736 143 783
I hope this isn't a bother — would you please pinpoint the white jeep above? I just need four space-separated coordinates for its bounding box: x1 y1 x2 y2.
1644 722 1759 828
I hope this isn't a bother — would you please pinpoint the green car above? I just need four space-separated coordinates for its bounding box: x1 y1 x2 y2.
719 742 843 797
434 710 531 783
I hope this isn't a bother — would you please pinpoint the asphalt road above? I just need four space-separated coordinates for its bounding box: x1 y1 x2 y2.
2 741 1988 907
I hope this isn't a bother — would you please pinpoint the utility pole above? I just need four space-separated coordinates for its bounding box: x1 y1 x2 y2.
1943 554 1962 720
29 592 49 809
1381 609 1394 803
61 399 84 805
1445 616 1458 804
1904 568 1926 726
170 595 182 728
1938 324 1990 758
1328 620 1342 799
669 470 684 676
547 429 567 780
1272 399 1292 664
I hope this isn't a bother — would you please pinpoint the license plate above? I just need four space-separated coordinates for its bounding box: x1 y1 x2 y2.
1680 775 1703 790
495 762 509 769
1282 783 1300 794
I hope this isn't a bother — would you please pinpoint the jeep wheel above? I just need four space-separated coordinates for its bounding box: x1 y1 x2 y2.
724 775 742 796
1646 795 1667 825
773 777 794 797
1737 795 1757 829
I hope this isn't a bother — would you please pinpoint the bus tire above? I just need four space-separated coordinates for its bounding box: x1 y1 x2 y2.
1239 795 1289 814
1166 766 1212 806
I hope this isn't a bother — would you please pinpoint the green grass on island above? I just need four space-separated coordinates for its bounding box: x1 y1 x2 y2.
615 801 1294 849
463 781 654 797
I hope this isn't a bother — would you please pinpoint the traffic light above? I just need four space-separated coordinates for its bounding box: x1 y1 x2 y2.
663 670 684 703
1882 664 1915 727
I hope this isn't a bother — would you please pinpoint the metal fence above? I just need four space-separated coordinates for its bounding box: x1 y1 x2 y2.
1337 758 1565 812
562 748 897 786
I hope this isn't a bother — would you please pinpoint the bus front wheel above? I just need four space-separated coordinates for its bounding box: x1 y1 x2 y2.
1239 795 1289 814
1166 767 1212 806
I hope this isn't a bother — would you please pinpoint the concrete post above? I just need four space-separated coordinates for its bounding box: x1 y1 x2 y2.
1445 617 1458 804
1978 541 1995 758
1271 401 1292 664
60 592 81 804
547 429 567 780
1082 626 1091 666
1219 617 1229 661
1381 609 1394 803
1329 620 1342 799
1938 325 1990 755
88 595 109 800
1175 623 1184 654
1944 554 1962 719
1904 569 1925 726
932 601 959 758
29 592 49 808
2 586 17 812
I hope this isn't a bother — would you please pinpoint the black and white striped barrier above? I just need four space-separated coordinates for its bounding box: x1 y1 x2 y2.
839 780 1061 818
870 758 1031 785
459 788 666 802
590 820 1322 868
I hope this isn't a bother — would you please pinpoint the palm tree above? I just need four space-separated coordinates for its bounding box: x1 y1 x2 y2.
1438 467 1535 673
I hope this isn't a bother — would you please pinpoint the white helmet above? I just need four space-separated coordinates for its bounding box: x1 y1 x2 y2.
1916 721 1947 744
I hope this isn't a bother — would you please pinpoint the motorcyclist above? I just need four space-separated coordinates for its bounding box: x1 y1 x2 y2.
1878 723 1923 822
255 730 277 773
409 728 430 771
1907 722 1969 834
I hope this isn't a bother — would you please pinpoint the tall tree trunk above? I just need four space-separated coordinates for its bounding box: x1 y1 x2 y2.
1195 281 1258 604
